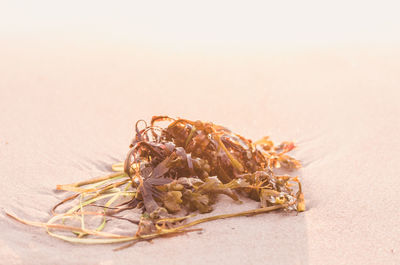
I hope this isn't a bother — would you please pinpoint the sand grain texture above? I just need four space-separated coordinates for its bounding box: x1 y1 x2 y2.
0 43 399 265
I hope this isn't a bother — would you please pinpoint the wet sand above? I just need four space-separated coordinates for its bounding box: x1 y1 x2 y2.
0 41 399 264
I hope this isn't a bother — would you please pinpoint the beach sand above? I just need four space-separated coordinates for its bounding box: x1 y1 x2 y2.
0 41 399 264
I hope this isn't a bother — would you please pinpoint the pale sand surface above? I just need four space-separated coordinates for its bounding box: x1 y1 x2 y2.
0 43 399 265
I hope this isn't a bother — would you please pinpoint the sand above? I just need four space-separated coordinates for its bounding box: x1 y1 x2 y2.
0 42 399 265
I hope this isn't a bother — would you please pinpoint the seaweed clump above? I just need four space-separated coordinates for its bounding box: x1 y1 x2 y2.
7 116 305 249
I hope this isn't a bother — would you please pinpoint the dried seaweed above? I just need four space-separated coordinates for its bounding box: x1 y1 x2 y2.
7 116 304 249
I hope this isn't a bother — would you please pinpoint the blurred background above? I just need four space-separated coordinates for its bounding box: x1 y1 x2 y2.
2 0 400 48
1 0 399 137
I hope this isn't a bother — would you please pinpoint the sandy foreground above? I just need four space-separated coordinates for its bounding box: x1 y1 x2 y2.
0 42 399 265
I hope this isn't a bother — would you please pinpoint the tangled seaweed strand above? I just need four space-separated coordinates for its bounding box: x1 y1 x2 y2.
7 116 305 249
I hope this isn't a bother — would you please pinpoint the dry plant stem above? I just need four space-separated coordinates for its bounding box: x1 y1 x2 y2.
56 172 125 190
6 211 128 238
6 203 284 246
52 194 79 214
176 204 285 230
